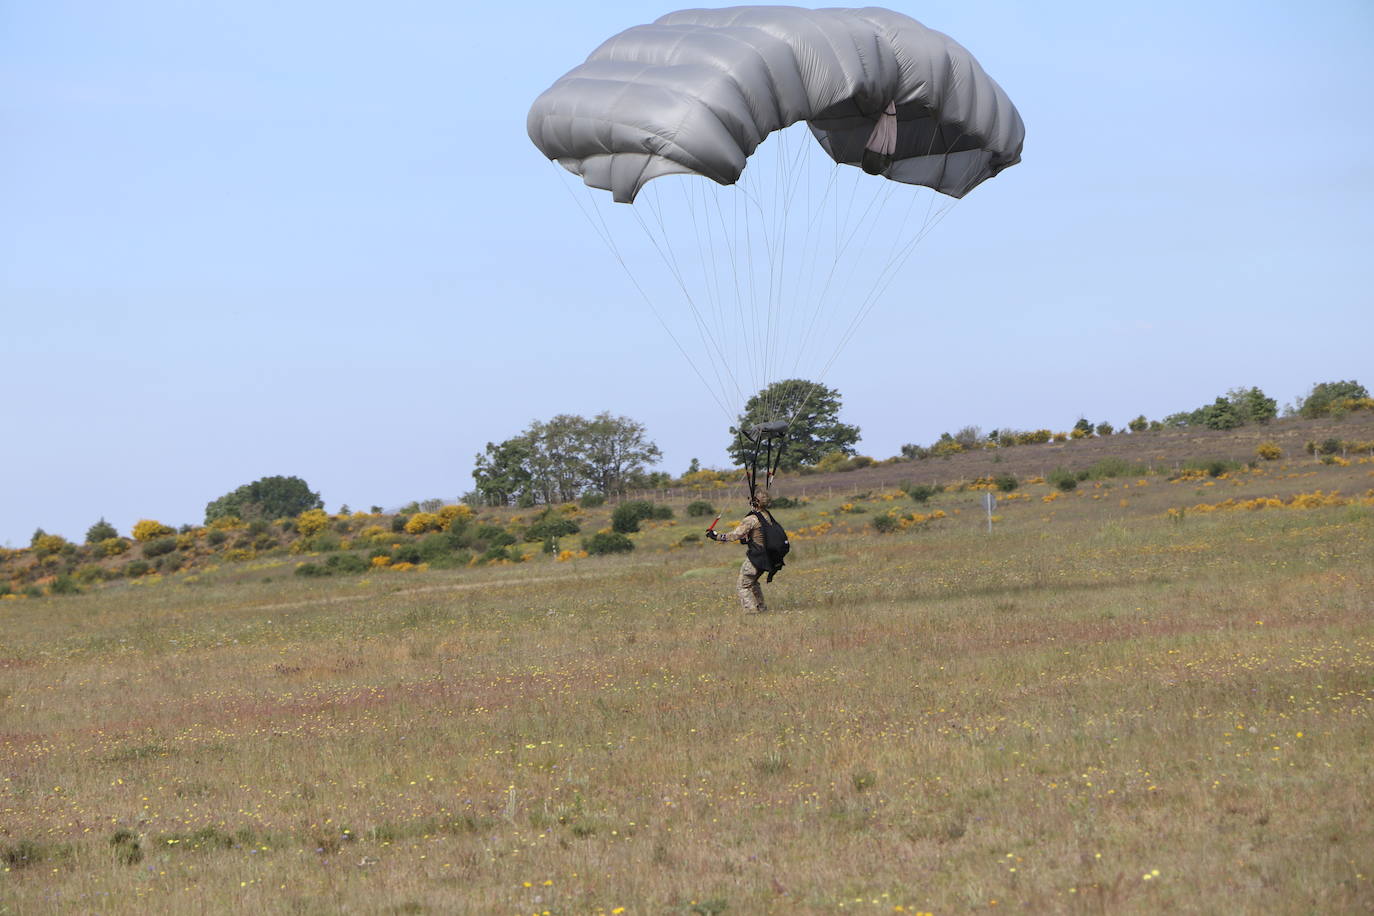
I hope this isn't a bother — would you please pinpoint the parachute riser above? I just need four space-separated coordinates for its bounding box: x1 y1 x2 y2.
740 421 788 502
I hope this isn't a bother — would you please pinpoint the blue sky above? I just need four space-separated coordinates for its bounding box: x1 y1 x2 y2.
3 1 1371 546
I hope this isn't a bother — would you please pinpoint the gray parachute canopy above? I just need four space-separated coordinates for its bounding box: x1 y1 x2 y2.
528 6 1023 203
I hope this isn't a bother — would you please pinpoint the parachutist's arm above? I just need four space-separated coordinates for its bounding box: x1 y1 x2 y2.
717 515 760 543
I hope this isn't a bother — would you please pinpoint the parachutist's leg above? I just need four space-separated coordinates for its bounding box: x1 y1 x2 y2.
737 559 767 614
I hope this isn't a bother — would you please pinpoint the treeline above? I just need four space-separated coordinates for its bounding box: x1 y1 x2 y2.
902 379 1369 459
468 412 666 507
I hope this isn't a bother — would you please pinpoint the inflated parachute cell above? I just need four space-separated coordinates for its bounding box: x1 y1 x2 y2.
527 6 1024 203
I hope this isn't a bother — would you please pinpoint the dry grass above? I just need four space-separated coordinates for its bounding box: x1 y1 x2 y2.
2 461 1373 914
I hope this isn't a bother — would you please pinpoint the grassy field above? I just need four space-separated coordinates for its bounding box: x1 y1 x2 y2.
3 457 1373 913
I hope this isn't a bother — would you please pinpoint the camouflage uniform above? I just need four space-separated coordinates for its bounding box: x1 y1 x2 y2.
718 512 768 613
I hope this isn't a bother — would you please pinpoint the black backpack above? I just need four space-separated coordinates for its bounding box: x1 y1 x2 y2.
746 509 790 582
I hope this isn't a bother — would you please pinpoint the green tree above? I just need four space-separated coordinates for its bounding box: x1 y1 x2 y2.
580 412 662 497
470 413 663 506
1072 417 1095 437
1200 397 1242 430
727 379 860 470
1298 380 1368 418
1227 386 1277 425
205 476 322 523
470 435 535 507
1127 415 1149 433
85 518 118 544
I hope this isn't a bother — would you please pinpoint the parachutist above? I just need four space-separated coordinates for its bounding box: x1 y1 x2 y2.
708 490 789 614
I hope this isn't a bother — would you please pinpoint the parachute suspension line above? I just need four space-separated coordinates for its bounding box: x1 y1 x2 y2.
684 176 744 411
787 164 893 384
809 146 984 395
764 126 793 422
783 145 978 434
785 159 845 392
555 168 735 422
707 186 756 403
631 188 746 416
765 125 812 424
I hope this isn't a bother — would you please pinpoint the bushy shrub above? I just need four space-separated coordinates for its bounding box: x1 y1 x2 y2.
404 512 444 535
205 475 322 525
253 534 278 551
611 500 656 533
85 518 118 544
1299 380 1369 418
49 575 80 595
391 515 410 533
141 537 177 559
902 483 942 503
1128 415 1149 433
74 565 104 585
474 525 516 548
524 517 580 542
585 532 635 555
1205 459 1239 477
651 505 674 520
415 533 470 568
815 451 856 472
124 560 151 577
1255 442 1282 461
206 529 227 547
132 519 174 542
686 500 715 517
579 493 606 508
479 545 516 563
871 514 898 534
96 537 129 557
294 553 367 576
32 534 70 557
994 474 1019 492
296 509 330 536
298 533 341 553
391 545 423 565
1049 468 1078 491
437 504 473 528
328 553 367 573
769 495 799 509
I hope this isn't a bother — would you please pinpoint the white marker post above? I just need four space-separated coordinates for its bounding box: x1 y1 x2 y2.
983 491 995 533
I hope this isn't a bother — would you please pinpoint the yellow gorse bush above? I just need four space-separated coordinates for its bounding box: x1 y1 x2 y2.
132 519 174 541
1255 442 1282 461
1181 489 1368 516
296 509 330 535
437 504 473 526
404 512 443 534
680 468 736 488
97 537 129 557
208 515 244 530
33 534 69 555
